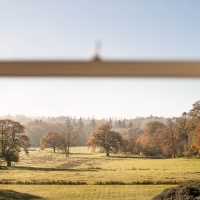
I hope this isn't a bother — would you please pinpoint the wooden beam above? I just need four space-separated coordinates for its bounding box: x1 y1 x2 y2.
0 60 199 77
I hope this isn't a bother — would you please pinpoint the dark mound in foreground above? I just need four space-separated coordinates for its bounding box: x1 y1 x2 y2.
152 180 200 200
0 189 43 200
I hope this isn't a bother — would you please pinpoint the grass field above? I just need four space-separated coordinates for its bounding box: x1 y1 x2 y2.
0 185 173 200
0 147 200 199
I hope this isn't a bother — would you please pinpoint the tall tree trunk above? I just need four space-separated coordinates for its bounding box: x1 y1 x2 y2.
53 146 55 153
66 148 69 157
64 146 68 157
67 135 70 156
7 160 11 167
106 149 110 156
171 131 176 158
185 136 188 150
67 143 70 155
184 135 188 157
172 147 176 158
168 119 176 158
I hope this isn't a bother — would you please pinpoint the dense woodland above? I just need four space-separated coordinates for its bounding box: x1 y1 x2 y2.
0 114 166 147
1 100 200 159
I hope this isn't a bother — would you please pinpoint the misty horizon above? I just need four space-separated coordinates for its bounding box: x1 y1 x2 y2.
0 113 166 121
0 77 199 120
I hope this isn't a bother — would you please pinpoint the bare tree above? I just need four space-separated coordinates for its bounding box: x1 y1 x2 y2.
60 124 78 157
167 118 177 158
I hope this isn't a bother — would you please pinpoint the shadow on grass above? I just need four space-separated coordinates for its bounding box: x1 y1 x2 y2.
68 152 92 155
11 166 97 172
0 189 43 199
113 155 170 159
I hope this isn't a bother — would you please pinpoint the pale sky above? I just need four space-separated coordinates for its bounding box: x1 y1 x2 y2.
0 1 200 119
0 0 200 60
0 78 199 119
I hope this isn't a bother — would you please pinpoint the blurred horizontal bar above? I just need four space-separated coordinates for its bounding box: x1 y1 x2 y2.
0 60 200 77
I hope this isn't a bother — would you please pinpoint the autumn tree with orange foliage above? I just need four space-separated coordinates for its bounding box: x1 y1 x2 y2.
186 101 200 156
194 122 200 153
0 119 30 166
86 124 123 156
137 120 167 156
137 119 185 157
40 131 62 153
122 134 138 154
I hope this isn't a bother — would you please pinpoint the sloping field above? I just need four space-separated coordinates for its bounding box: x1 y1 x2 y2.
1 147 200 184
0 185 173 200
0 147 200 199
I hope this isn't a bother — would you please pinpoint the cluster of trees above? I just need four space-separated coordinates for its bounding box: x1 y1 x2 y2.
25 118 85 147
0 114 166 127
3 100 200 167
40 121 78 156
134 101 200 157
85 101 200 158
24 116 165 148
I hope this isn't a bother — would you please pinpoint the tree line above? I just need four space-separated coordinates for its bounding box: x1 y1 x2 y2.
2 100 200 166
92 100 200 158
40 121 78 157
36 100 200 158
24 116 165 147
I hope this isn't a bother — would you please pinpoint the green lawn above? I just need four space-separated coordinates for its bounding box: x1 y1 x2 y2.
0 147 199 199
1 147 200 184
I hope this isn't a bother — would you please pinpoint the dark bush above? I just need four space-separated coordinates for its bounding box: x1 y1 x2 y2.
152 180 200 200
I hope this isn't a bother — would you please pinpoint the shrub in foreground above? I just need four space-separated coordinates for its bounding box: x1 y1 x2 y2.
152 180 200 200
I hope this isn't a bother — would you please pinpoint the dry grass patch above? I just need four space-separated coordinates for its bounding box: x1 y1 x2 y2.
0 185 174 200
1 147 200 185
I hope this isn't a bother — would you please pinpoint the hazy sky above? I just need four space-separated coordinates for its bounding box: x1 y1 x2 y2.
0 78 199 119
0 0 200 60
0 1 200 119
